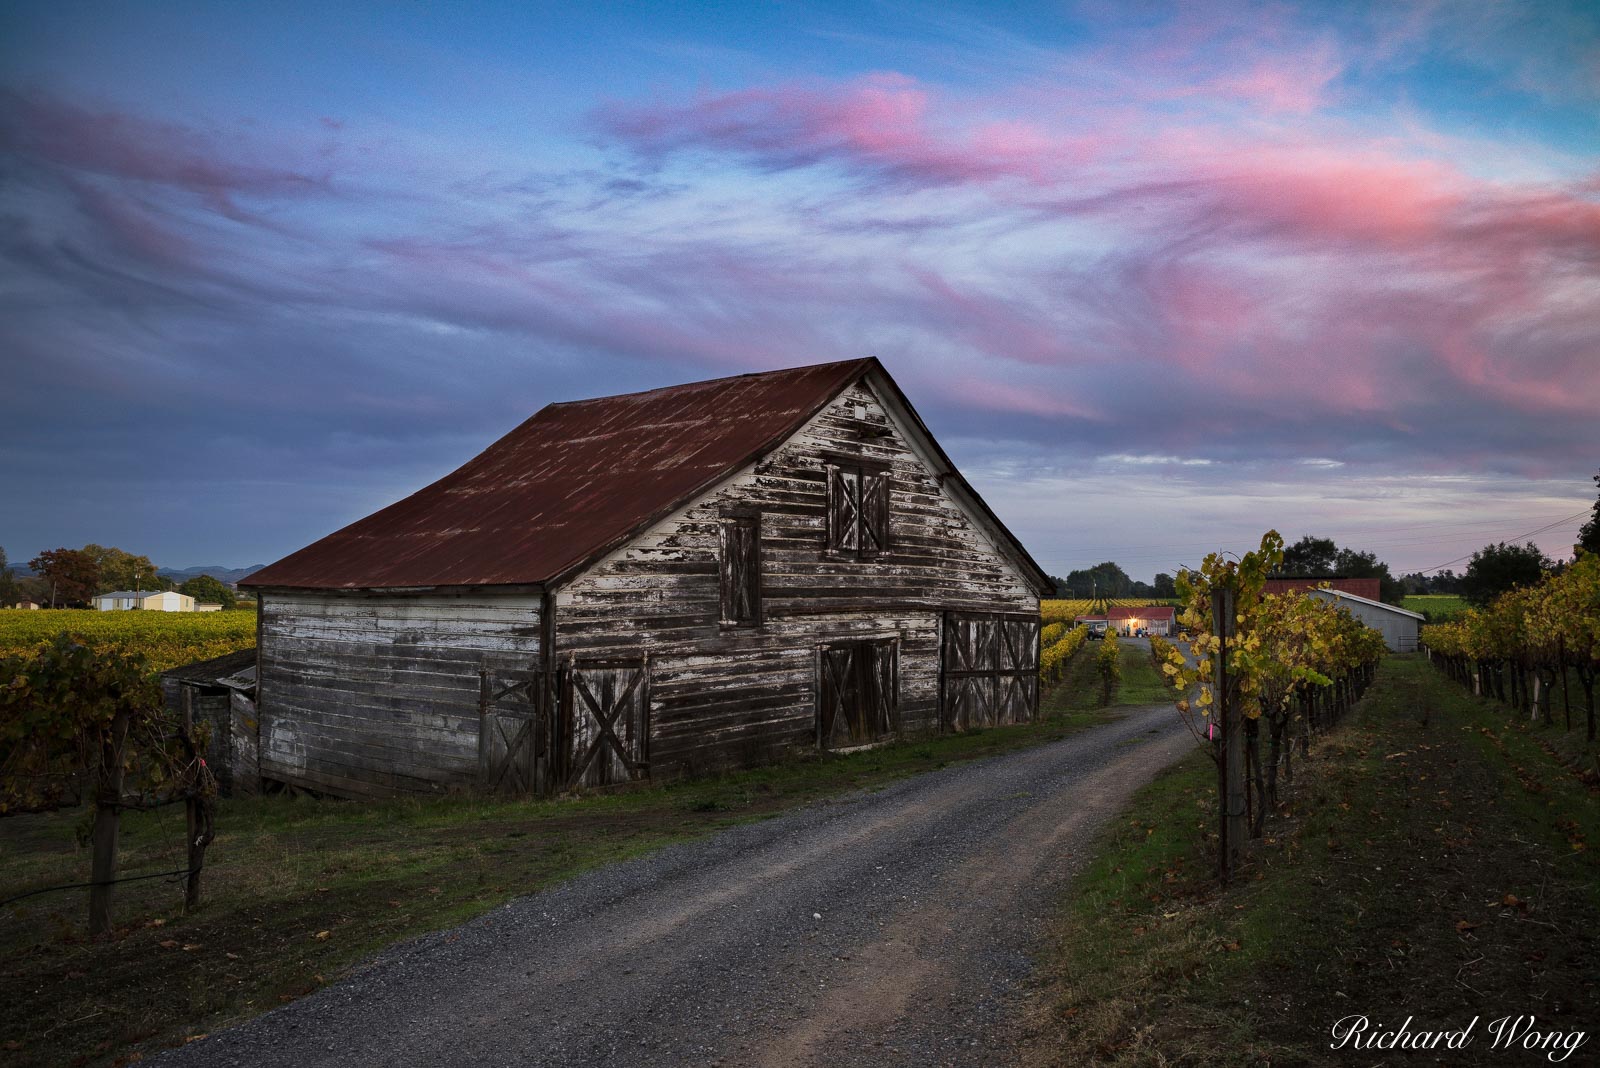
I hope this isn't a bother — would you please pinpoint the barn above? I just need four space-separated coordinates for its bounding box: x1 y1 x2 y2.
240 359 1053 799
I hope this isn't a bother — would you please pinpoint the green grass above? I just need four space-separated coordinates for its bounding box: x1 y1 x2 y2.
1042 639 1174 715
1032 656 1600 1065
0 696 1116 1068
1114 641 1172 705
1402 593 1471 622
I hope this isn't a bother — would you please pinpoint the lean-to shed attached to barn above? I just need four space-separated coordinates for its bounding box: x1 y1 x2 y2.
241 358 1053 799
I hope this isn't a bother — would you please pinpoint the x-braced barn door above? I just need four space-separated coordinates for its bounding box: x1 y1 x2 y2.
941 614 1038 731
478 668 553 797
562 660 650 790
817 639 898 750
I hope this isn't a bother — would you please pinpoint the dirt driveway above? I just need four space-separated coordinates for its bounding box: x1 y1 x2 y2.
159 705 1192 1067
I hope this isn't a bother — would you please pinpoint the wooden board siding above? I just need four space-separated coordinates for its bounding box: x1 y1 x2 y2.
258 592 543 797
556 381 1038 777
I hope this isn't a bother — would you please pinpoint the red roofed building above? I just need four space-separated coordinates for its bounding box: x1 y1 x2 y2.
1264 576 1382 601
1073 605 1177 637
1108 605 1176 636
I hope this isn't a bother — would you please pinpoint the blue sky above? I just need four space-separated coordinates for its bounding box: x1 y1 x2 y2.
2 0 1597 580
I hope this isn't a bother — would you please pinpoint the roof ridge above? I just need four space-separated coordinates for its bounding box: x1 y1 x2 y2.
543 357 876 408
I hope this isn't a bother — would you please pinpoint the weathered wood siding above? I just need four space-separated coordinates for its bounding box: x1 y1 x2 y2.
257 592 543 797
556 381 1038 777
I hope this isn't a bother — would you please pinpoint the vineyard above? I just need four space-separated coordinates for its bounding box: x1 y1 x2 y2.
1040 598 1176 624
1154 531 1388 877
1039 623 1089 685
0 610 256 674
1421 552 1600 740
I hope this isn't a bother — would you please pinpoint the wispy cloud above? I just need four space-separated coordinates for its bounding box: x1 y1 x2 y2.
1 0 1596 573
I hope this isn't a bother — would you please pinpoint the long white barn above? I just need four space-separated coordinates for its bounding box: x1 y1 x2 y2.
1306 588 1424 652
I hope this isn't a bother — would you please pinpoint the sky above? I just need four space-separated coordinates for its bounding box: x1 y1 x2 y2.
1 0 1597 582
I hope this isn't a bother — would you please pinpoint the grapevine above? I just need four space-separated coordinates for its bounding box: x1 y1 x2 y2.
1423 552 1600 738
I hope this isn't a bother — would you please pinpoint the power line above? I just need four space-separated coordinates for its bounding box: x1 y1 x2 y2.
1048 510 1585 556
1412 510 1590 575
1045 511 1588 577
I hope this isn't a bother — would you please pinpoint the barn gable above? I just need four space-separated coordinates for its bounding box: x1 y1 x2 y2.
554 373 1045 775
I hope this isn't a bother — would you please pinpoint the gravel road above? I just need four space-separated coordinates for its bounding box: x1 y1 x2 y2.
162 704 1192 1068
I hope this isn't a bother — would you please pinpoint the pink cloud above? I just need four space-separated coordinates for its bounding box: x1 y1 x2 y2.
597 74 1082 186
936 376 1102 421
1202 51 1342 114
0 89 332 217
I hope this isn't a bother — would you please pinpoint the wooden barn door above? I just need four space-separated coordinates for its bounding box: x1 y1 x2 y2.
996 618 1039 724
942 614 1038 730
478 668 553 797
817 639 898 750
561 660 650 790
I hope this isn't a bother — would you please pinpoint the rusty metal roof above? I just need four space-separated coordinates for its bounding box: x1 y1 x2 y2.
244 359 877 590
244 357 1053 595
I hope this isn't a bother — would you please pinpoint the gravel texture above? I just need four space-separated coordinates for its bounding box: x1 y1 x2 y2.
159 705 1191 1067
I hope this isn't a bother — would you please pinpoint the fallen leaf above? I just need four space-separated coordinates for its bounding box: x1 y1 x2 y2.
159 939 179 949
1455 920 1477 933
313 930 330 941
184 1034 208 1044
181 943 202 952
225 952 240 961
146 918 166 928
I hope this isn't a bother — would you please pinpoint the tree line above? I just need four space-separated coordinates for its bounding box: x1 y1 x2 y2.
1046 463 1600 614
1 545 238 610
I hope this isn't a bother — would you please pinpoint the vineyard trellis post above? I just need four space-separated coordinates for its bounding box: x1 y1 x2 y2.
178 687 215 912
1560 636 1571 733
88 708 129 938
1213 585 1244 882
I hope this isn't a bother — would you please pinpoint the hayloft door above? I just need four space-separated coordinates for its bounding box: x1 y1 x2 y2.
817 639 898 750
942 614 1038 730
561 660 650 790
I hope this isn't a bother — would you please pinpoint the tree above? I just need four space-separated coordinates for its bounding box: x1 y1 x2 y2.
1280 536 1337 575
1062 561 1134 599
0 546 18 606
1278 535 1404 604
1461 541 1552 607
82 545 168 593
1152 572 1177 598
178 574 236 609
1331 547 1406 606
29 549 101 608
1430 568 1463 594
1579 469 1600 558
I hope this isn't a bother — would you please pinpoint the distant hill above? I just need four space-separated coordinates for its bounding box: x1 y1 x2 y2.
4 559 266 584
157 565 266 585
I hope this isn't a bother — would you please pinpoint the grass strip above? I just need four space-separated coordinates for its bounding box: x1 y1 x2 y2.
1027 656 1600 1066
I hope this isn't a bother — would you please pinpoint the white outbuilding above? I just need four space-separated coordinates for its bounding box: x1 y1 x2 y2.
92 590 198 612
1306 588 1424 653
